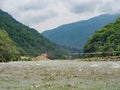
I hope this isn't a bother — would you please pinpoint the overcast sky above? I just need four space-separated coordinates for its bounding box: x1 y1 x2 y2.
0 0 120 32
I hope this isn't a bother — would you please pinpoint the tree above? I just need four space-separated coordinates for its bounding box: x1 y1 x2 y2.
0 30 19 62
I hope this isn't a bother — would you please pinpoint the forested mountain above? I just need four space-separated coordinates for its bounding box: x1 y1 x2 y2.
84 17 120 53
42 14 120 51
0 9 66 61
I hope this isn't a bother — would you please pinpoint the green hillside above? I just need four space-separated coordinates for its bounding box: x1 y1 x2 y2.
0 9 66 61
0 30 20 61
42 14 120 51
84 17 120 54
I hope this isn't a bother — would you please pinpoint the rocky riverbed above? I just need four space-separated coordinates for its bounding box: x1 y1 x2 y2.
0 61 120 90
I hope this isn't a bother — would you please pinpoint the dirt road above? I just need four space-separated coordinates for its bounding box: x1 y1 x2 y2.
0 61 120 90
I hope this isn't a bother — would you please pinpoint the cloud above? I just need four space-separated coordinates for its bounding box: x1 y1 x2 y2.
18 0 48 11
70 0 103 14
21 10 58 25
0 0 120 32
99 0 120 14
69 0 120 15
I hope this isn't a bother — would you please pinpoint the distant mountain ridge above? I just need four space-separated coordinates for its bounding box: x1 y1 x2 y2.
42 14 120 51
0 9 66 60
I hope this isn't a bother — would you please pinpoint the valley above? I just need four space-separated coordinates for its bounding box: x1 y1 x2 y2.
0 1 120 90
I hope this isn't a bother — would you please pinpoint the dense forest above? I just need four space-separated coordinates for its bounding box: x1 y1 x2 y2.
0 30 21 61
84 17 120 56
0 9 67 61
